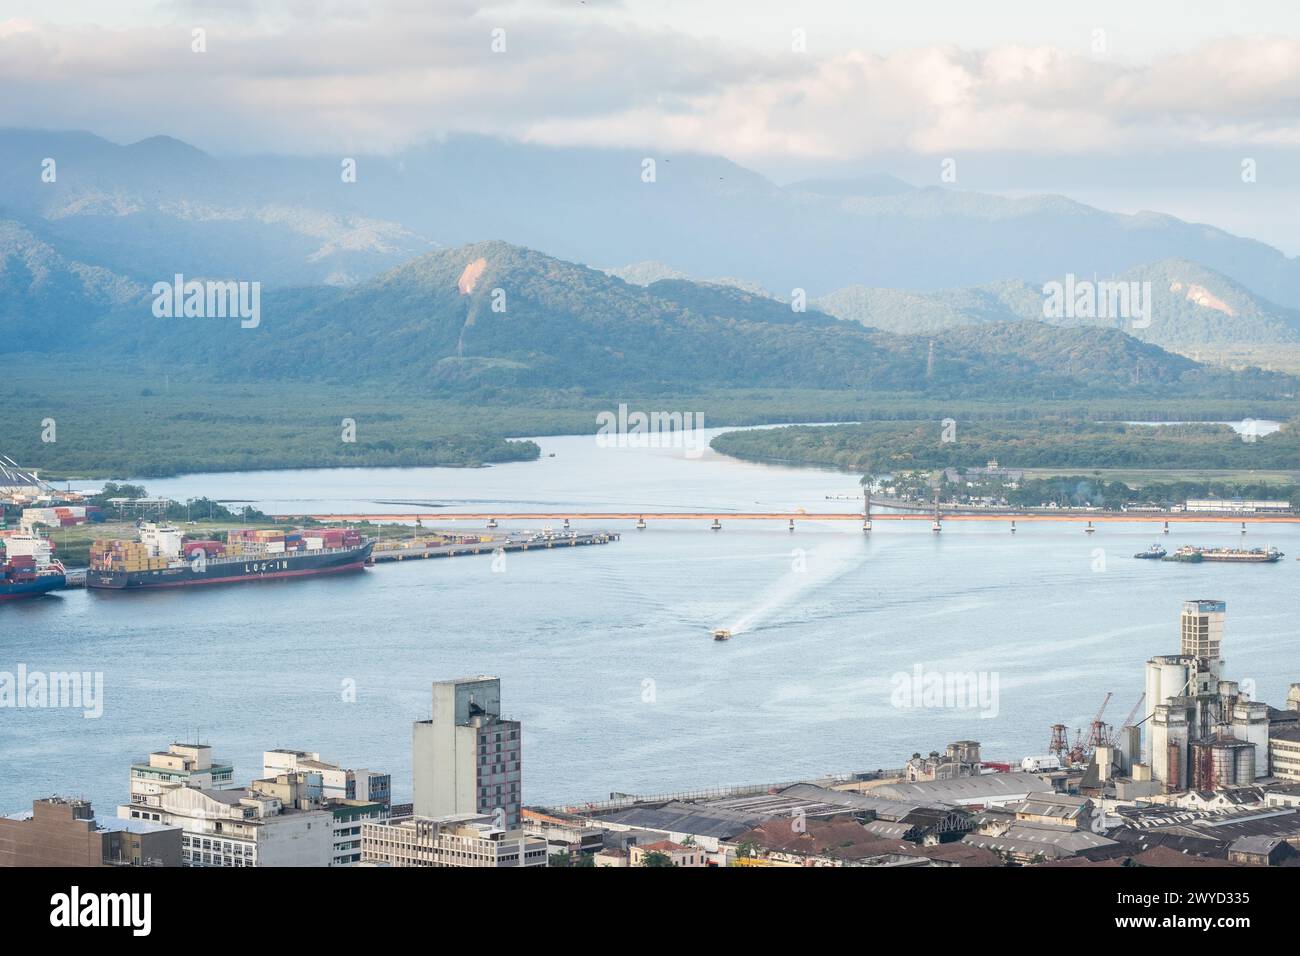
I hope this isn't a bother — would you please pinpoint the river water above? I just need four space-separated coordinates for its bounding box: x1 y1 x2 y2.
5 427 1300 813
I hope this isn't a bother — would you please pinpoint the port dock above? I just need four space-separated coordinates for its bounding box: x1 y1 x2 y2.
370 530 619 563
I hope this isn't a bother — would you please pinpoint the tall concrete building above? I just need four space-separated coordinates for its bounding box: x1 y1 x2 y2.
413 676 522 827
1179 599 1225 674
1144 600 1271 791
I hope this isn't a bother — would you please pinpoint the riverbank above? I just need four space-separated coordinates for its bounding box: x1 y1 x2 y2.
7 359 1300 479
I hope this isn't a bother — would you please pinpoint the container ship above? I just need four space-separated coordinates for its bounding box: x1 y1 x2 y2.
1161 545 1284 564
86 523 373 590
0 533 67 600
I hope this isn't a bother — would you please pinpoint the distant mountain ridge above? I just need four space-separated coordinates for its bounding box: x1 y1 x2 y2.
3 128 1300 311
816 259 1300 350
0 219 145 347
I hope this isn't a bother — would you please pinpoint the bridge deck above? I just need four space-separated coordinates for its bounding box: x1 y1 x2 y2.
274 512 1300 524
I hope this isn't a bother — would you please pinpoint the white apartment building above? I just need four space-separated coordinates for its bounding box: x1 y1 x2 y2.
263 749 391 808
128 742 237 802
119 779 333 867
361 813 547 867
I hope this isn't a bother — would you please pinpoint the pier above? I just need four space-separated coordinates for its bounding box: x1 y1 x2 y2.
370 530 619 562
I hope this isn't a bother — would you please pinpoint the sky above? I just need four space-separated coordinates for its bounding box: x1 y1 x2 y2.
3 1 1300 249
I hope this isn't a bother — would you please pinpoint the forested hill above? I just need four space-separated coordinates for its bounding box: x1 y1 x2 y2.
32 240 1292 400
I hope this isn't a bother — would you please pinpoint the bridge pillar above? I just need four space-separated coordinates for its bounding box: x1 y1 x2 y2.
788 518 795 532
487 518 498 529
1163 520 1169 534
862 518 872 533
711 518 722 531
1085 521 1095 534
563 518 570 530
1010 519 1016 534
1241 521 1247 535
636 517 646 530
931 519 941 533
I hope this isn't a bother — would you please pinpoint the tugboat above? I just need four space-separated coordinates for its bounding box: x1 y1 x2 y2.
1133 544 1167 559
712 628 732 642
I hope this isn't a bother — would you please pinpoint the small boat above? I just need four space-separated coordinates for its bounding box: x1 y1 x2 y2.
1133 544 1167 559
712 629 732 641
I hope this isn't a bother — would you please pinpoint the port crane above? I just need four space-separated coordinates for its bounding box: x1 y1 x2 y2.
1108 693 1145 746
1061 692 1112 765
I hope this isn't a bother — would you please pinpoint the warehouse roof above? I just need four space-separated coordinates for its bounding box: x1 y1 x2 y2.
597 802 763 840
871 772 1053 806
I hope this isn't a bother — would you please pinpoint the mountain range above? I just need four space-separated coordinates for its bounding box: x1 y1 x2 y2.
814 259 1300 350
1 235 1288 401
3 128 1300 311
3 127 1300 402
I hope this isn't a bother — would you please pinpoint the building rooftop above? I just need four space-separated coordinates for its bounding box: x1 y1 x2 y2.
733 817 905 863
596 802 764 840
1131 845 1237 867
1229 835 1288 855
871 772 1052 805
638 840 689 854
94 815 178 835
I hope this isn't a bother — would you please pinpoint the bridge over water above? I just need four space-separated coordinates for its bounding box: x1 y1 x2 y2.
274 510 1300 532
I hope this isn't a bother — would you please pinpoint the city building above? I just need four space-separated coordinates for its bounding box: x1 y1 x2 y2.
1179 598 1225 666
628 839 707 867
1143 601 1271 791
412 676 522 826
120 743 387 867
1270 725 1300 782
120 773 334 867
128 742 236 803
263 749 391 808
906 741 981 782
0 797 181 867
361 813 547 867
1183 499 1291 514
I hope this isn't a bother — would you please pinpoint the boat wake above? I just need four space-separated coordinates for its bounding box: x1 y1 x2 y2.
720 540 871 636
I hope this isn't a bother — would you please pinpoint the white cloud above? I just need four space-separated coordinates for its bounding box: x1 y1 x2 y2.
1 7 1298 162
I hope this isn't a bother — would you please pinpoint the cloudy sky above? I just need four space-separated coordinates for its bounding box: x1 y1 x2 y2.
4 1 1300 248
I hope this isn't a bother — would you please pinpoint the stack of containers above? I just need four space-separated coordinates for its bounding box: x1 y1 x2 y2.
7 553 36 581
253 529 287 555
90 539 151 572
22 506 92 528
317 529 348 550
182 540 224 558
225 529 255 557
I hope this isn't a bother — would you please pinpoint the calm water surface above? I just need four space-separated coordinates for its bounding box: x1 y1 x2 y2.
6 428 1300 811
